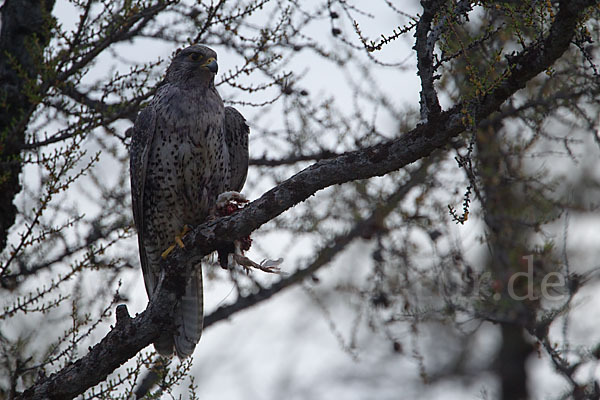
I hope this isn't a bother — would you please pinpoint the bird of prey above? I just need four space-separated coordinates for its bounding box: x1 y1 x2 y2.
129 44 249 358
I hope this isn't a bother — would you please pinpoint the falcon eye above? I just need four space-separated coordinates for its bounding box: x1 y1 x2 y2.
188 53 201 61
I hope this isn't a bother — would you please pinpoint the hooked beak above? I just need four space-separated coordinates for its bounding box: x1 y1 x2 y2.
203 58 218 74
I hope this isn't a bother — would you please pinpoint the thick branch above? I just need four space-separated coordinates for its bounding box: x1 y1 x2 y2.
17 279 178 400
413 0 444 120
15 1 595 398
414 0 474 122
249 150 342 166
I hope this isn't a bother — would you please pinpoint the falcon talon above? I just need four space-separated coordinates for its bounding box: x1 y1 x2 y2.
175 224 190 248
161 244 176 259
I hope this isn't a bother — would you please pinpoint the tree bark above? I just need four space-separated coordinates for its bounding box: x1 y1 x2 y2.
0 0 56 253
477 121 535 400
499 324 532 400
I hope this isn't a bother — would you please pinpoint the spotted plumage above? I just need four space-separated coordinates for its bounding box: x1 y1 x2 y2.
130 45 249 358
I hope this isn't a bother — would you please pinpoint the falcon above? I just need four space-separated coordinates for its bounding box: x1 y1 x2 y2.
129 45 249 358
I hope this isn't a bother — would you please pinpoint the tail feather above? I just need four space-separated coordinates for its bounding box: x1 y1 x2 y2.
173 264 204 358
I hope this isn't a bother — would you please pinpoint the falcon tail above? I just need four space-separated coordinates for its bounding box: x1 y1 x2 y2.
173 264 204 358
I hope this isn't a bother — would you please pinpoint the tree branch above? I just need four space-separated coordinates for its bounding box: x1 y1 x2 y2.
15 1 596 398
414 0 444 121
249 150 342 166
204 161 430 327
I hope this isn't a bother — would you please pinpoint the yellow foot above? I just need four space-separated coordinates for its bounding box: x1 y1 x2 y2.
161 225 190 259
161 244 175 259
175 224 190 247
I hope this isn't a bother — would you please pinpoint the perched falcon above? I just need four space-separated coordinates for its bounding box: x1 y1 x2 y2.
130 45 249 358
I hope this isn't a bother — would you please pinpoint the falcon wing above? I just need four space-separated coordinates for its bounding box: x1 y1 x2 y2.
224 106 249 192
130 105 158 297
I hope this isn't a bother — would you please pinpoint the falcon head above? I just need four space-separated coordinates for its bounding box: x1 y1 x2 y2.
166 44 218 86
